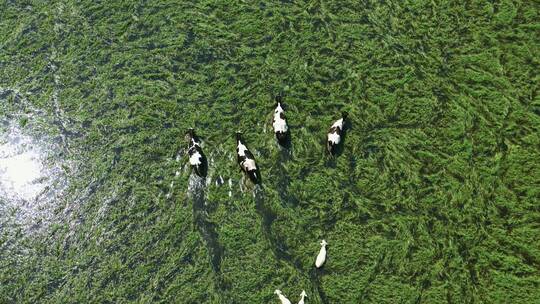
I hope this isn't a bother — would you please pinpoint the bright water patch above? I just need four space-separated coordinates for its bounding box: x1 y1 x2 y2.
0 122 67 230
0 139 43 200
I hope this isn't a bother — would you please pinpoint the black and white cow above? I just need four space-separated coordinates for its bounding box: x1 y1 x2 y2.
326 112 348 155
272 95 289 146
187 128 207 177
235 132 260 183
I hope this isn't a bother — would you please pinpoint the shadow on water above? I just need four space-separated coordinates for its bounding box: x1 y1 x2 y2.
188 174 224 276
276 131 292 151
253 186 328 304
309 262 330 304
253 186 277 247
274 126 298 207
278 126 295 160
359 253 386 303
275 162 299 208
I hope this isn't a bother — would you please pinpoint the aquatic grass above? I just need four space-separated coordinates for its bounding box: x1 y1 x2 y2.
2 0 540 303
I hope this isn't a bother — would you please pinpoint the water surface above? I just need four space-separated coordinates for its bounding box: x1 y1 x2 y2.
1 1 539 303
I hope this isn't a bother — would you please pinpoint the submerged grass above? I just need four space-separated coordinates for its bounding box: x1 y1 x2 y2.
1 0 539 303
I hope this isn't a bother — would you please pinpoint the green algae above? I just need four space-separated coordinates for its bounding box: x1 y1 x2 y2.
1 0 540 303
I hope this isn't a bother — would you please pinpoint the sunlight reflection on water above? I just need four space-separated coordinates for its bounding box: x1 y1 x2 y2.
0 122 66 229
0 137 44 200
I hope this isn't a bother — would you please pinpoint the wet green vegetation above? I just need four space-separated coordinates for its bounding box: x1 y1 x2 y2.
1 0 539 303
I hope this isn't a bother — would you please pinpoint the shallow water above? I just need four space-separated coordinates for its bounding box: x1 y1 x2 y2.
1 1 539 303
0 116 69 234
